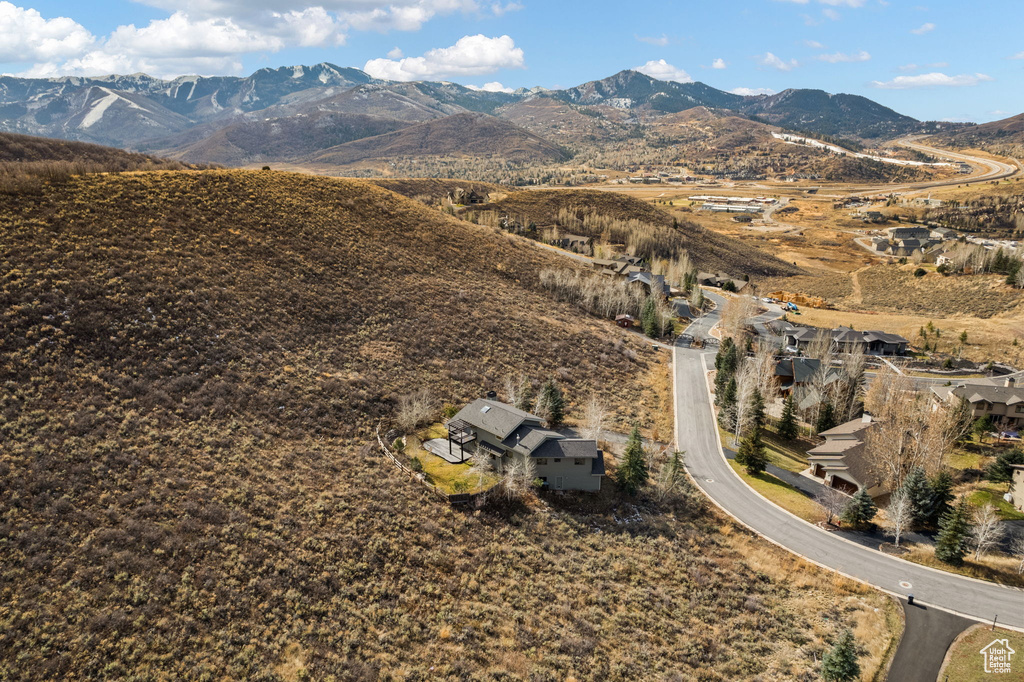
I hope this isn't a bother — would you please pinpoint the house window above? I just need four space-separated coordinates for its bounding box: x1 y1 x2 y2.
536 458 548 466
553 458 561 463
575 458 585 465
1016 405 1024 414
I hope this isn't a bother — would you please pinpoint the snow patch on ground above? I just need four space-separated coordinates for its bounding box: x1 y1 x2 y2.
79 88 143 129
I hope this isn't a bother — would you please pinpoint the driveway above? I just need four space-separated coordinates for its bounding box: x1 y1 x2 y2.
672 331 1024 629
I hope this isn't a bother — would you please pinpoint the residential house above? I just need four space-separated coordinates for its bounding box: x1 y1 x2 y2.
447 399 605 491
885 225 933 242
932 375 1024 430
696 272 749 292
930 227 957 240
784 326 909 356
615 314 636 328
626 271 671 298
593 256 645 277
1011 465 1024 512
774 357 824 395
552 234 592 254
807 415 884 495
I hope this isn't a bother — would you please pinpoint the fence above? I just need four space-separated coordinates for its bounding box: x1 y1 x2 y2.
375 425 486 507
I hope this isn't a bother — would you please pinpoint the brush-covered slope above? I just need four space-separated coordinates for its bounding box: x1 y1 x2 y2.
310 112 570 166
165 112 411 164
0 130 182 166
368 177 516 203
474 189 804 277
928 112 1024 156
0 170 890 679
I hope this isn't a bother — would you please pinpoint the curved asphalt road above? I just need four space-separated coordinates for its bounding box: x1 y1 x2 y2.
674 289 1024 629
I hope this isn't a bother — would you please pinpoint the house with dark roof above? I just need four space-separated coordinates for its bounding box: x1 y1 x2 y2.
696 272 749 292
932 375 1024 430
885 225 932 241
551 234 592 254
774 357 823 395
783 326 908 356
807 415 884 496
447 399 605 491
626 271 671 298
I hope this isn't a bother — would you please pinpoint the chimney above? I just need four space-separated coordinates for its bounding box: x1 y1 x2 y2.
862 413 873 424
486 390 497 400
1006 377 1017 388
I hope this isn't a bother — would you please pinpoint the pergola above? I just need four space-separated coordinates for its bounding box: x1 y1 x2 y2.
445 419 476 463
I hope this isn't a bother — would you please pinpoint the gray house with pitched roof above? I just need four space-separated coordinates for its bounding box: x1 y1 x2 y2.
932 375 1024 430
784 326 908 356
807 415 884 496
447 399 605 491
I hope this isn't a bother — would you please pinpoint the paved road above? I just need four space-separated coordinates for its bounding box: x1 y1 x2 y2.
888 599 972 682
673 309 1024 629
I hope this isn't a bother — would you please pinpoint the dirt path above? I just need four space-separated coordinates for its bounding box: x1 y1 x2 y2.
849 266 867 306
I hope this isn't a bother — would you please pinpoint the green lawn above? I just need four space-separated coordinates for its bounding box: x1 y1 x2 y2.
761 429 812 474
411 450 498 495
727 460 821 523
968 486 1024 520
938 625 1024 681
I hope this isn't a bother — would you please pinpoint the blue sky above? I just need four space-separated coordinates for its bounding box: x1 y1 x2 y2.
1 0 1021 122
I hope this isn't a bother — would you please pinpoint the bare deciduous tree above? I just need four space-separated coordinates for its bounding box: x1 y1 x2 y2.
499 454 537 502
396 388 435 433
653 449 687 503
581 394 607 443
815 487 849 526
1011 535 1024 575
720 294 756 344
883 490 913 548
971 503 1005 560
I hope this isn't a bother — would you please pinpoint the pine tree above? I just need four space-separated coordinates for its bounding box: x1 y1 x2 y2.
750 388 765 431
737 428 767 475
985 448 1024 485
821 629 861 682
616 425 649 496
717 376 738 429
641 296 659 338
535 378 565 428
925 470 954 527
778 392 799 440
901 467 932 529
841 488 878 529
935 497 972 566
815 401 836 435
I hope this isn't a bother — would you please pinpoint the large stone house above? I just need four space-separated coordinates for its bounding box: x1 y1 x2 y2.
807 415 884 496
932 374 1024 431
446 399 605 491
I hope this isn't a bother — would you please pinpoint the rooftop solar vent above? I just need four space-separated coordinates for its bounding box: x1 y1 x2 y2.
481 405 491 413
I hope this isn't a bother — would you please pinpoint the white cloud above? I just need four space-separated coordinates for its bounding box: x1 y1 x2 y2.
822 8 840 19
898 61 947 71
364 34 524 81
1011 51 1024 59
490 2 522 16
730 87 776 96
804 40 824 48
387 46 404 59
0 1 95 62
636 34 670 46
871 72 994 89
711 58 727 69
816 50 870 63
634 59 693 83
758 52 799 71
465 80 513 93
911 22 935 34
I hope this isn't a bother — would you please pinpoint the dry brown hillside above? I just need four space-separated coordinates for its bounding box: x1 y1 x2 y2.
310 112 570 166
0 170 893 679
472 188 804 277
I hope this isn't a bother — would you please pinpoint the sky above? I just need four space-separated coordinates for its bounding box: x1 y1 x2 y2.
1 0 1021 123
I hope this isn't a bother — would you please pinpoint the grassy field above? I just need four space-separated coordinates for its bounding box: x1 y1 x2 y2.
0 169 904 679
937 624 1024 681
727 460 822 524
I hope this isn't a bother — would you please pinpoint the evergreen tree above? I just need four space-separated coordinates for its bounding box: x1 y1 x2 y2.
736 428 767 475
925 470 954 528
935 497 972 566
985 448 1024 485
841 489 878 529
750 388 765 431
535 378 565 428
821 629 861 682
641 296 659 338
901 467 932 529
717 376 738 429
815 401 836 435
616 425 649 496
777 392 799 440
972 415 993 442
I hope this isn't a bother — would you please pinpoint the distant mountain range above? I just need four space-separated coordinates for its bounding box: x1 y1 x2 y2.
0 64 981 171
